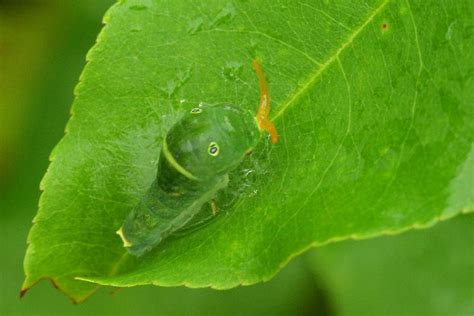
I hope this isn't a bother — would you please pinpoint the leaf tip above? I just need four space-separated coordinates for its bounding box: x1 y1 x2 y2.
19 287 29 299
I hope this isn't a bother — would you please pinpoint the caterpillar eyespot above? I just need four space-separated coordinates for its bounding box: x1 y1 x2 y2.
208 142 220 156
118 59 278 257
190 107 202 114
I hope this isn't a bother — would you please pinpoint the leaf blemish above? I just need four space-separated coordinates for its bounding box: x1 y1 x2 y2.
187 18 204 35
159 66 193 97
381 22 389 31
210 2 237 28
223 61 243 80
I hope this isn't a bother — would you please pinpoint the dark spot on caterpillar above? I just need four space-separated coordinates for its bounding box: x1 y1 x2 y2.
208 142 219 156
190 108 202 114
381 22 389 31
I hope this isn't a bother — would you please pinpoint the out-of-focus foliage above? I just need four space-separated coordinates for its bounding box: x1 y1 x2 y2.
310 214 474 316
0 1 56 188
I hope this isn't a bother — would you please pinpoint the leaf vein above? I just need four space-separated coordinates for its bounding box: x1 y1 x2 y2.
272 0 391 120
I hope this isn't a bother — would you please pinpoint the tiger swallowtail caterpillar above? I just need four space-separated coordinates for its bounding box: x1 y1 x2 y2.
117 60 278 257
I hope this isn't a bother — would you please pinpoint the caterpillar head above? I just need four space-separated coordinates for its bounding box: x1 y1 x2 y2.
163 104 260 181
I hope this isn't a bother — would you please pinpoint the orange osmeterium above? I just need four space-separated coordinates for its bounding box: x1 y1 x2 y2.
252 59 278 144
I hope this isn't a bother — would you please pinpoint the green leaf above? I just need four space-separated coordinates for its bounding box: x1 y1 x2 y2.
308 213 474 316
23 0 474 301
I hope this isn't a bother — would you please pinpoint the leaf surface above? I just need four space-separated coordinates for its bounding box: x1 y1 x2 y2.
23 0 474 301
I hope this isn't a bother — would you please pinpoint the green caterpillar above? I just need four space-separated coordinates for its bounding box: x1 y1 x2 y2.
117 60 278 257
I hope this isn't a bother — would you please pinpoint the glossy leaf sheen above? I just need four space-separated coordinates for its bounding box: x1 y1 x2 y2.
23 0 474 301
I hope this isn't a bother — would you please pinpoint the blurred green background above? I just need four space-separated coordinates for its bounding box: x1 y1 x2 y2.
1 1 472 315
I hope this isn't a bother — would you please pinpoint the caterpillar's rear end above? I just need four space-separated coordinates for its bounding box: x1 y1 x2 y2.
118 149 228 257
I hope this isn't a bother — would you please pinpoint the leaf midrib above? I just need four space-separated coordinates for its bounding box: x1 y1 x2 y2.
272 0 391 121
